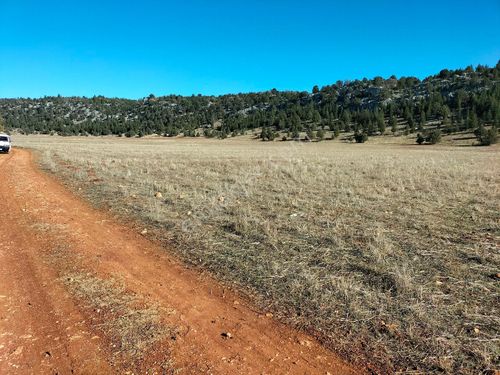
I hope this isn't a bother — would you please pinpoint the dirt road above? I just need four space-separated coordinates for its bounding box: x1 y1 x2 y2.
0 149 359 374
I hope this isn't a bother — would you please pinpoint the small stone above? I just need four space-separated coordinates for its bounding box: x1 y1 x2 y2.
154 192 163 198
141 229 148 235
221 332 233 339
12 346 23 356
218 196 225 203
299 339 312 347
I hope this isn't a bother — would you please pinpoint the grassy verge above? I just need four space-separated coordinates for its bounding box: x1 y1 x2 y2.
18 135 500 373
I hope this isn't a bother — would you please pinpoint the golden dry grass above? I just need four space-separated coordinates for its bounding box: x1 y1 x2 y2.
16 135 500 373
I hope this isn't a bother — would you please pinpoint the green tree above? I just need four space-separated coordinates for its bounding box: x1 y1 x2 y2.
376 111 385 133
426 129 442 144
407 116 415 133
316 128 325 141
333 124 340 138
260 127 269 141
312 110 321 124
468 111 478 129
306 129 315 141
475 126 497 146
390 116 398 134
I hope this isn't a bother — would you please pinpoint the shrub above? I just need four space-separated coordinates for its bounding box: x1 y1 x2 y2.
316 129 325 141
416 133 425 145
426 130 441 144
474 126 497 146
354 131 368 143
334 126 340 138
260 128 278 141
306 129 315 140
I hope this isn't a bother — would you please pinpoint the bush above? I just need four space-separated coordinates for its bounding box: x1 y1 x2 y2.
354 131 368 143
474 126 497 146
260 128 278 141
317 129 325 141
334 126 340 138
426 130 441 144
416 130 441 145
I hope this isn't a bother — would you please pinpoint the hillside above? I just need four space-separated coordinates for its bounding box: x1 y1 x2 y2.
1 62 499 140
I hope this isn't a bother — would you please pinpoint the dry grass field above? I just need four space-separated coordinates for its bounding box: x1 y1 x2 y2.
16 135 500 373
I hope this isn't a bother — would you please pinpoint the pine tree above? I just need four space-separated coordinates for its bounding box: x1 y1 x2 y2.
407 116 415 132
376 111 385 134
419 111 426 129
334 125 340 138
306 129 315 141
469 111 478 130
390 116 398 134
313 110 321 124
316 128 325 141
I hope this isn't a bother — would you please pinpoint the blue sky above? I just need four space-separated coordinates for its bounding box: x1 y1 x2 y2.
1 0 499 98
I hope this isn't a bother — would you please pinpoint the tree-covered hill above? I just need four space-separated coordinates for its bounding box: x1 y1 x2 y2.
1 62 498 140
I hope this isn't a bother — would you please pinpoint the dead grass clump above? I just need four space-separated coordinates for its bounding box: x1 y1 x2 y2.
63 273 168 358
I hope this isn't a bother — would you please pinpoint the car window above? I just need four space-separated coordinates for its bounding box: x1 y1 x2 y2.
0 136 9 141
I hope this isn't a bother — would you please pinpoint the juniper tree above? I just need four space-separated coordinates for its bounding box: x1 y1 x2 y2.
316 128 325 141
416 133 425 144
390 116 398 134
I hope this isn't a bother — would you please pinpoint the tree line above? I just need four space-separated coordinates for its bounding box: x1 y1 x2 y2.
0 61 498 143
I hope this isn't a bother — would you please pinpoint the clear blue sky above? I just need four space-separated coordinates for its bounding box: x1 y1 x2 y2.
1 0 499 98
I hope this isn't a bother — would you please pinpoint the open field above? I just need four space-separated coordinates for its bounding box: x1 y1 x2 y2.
15 135 500 373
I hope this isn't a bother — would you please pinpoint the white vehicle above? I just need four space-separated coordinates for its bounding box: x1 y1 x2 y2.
0 133 12 153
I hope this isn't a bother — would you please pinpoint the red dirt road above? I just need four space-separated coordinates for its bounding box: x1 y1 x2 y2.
0 149 360 374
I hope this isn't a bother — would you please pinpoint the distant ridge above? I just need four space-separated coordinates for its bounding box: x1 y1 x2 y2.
1 62 498 138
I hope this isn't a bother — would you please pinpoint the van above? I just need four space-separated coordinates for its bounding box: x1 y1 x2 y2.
0 133 12 153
